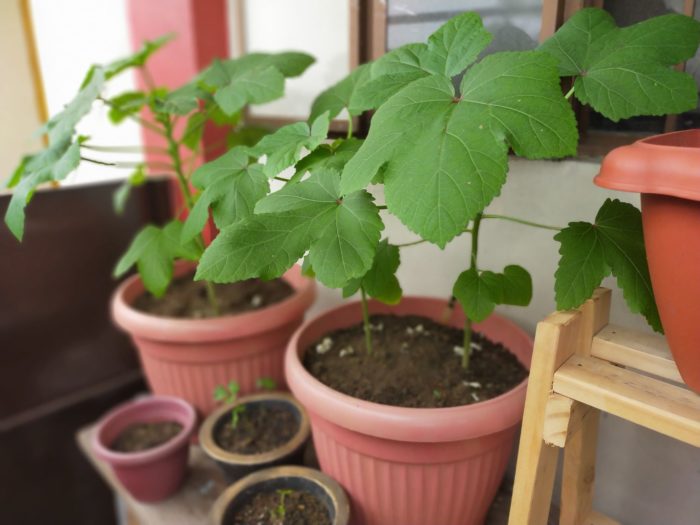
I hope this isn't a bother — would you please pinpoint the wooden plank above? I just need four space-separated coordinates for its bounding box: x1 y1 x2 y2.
560 407 600 525
554 355 700 447
543 394 593 448
592 324 682 383
76 426 227 525
539 0 565 41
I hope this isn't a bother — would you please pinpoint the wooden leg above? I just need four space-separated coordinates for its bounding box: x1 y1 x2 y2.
559 408 601 525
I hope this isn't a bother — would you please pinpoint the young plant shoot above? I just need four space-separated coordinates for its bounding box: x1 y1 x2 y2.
213 380 245 428
4 35 316 315
195 9 699 373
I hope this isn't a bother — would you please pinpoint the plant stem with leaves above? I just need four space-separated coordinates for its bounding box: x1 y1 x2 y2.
462 213 482 368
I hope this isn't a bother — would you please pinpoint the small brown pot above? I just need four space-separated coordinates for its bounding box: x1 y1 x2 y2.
596 129 700 393
210 465 350 525
199 392 310 483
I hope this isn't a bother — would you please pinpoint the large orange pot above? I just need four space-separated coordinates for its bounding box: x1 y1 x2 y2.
285 297 533 525
112 263 316 416
596 129 700 393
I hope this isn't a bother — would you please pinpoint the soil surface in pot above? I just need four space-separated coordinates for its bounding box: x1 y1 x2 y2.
215 405 300 454
304 314 527 408
230 489 331 525
110 421 183 452
133 275 294 319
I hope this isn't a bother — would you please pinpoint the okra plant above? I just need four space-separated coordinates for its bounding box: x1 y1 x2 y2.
196 9 700 369
271 489 295 523
213 380 245 428
4 35 315 313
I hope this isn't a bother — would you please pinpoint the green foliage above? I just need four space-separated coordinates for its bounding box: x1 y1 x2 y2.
272 489 295 521
540 9 700 121
196 170 382 288
113 164 147 214
213 381 245 428
113 220 201 297
292 138 362 182
251 112 330 177
256 377 277 390
182 147 269 243
104 34 173 79
310 64 370 121
453 265 533 322
107 91 149 124
555 199 662 332
343 239 402 304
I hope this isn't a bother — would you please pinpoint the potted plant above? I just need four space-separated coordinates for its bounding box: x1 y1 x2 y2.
4 37 318 415
91 395 196 502
210 466 350 525
193 8 700 524
200 379 311 482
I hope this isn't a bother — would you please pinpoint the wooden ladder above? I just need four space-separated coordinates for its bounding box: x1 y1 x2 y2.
508 288 700 525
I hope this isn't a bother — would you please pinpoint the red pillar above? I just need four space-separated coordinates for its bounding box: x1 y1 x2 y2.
126 0 230 223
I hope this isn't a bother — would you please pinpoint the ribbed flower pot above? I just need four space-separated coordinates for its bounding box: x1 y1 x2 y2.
285 297 533 525
596 129 700 393
92 395 196 502
112 263 316 415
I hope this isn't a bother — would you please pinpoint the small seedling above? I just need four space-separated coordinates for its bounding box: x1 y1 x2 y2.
213 380 245 428
256 377 277 390
270 489 295 522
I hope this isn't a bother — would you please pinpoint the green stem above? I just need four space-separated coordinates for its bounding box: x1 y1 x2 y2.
346 117 353 139
82 144 167 154
463 213 482 368
360 286 373 355
80 156 171 171
98 97 165 135
481 213 562 232
160 114 220 313
564 85 575 100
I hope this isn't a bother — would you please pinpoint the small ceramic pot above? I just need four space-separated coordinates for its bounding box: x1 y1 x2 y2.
112 262 316 416
286 296 533 525
210 465 350 525
199 392 310 483
92 395 196 502
596 129 700 392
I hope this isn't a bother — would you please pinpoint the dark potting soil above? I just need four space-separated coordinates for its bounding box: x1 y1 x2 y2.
304 314 528 408
215 405 300 454
133 274 294 319
230 490 331 525
110 421 182 452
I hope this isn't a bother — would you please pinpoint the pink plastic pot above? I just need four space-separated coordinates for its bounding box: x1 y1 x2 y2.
596 129 700 392
285 297 533 525
92 395 196 502
112 263 316 416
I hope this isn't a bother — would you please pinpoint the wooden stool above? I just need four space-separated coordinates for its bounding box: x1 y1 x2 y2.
508 288 700 525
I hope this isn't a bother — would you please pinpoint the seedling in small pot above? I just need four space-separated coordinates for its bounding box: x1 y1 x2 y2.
194 8 700 393
270 488 295 523
213 381 245 428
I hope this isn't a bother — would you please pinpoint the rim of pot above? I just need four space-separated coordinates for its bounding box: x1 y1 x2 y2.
210 465 350 525
285 295 533 443
92 395 196 466
199 392 310 465
111 262 317 342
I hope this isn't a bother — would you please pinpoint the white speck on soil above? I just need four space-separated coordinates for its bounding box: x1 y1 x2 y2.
471 392 480 402
339 346 355 358
250 294 263 308
453 346 465 357
316 337 333 354
470 342 482 352
463 381 482 389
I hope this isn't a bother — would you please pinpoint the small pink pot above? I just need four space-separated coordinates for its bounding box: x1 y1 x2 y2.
285 297 533 525
112 263 316 416
92 395 196 502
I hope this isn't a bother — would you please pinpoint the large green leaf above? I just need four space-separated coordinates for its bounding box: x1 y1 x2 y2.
107 91 148 124
343 51 577 247
4 139 81 240
233 52 315 77
342 239 402 304
453 268 496 322
540 9 700 121
105 34 173 79
114 220 201 297
197 170 382 288
182 147 269 242
251 112 330 177
555 199 661 332
293 138 362 181
211 63 285 116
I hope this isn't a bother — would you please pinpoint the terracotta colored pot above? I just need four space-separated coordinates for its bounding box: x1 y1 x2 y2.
199 391 311 483
285 297 533 525
112 263 316 415
596 129 700 393
211 466 350 525
92 395 196 502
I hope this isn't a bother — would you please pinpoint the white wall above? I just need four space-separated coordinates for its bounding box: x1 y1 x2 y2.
30 0 141 185
308 158 700 525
